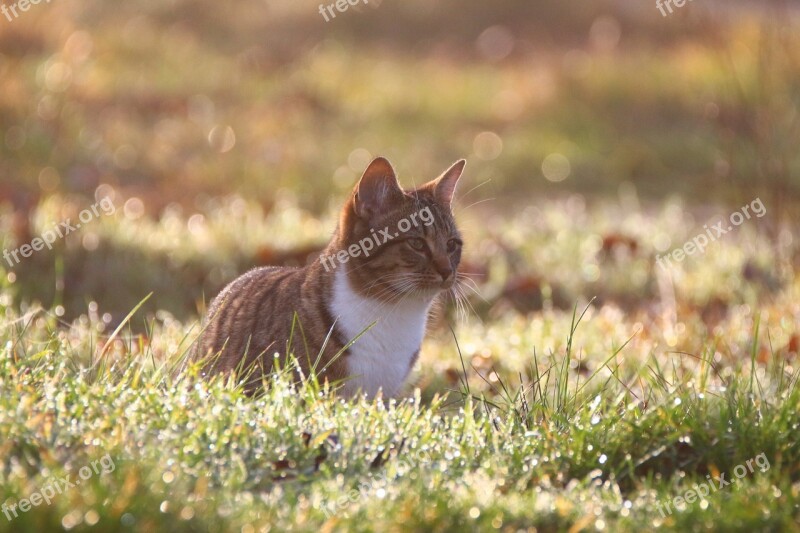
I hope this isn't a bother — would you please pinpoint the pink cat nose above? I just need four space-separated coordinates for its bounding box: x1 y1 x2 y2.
436 265 453 281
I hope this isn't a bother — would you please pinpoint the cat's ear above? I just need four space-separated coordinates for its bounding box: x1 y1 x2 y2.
354 157 403 220
430 159 466 207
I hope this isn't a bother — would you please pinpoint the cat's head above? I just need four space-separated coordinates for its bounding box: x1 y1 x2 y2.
332 157 466 302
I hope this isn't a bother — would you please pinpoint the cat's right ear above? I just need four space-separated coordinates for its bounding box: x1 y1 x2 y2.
354 157 403 220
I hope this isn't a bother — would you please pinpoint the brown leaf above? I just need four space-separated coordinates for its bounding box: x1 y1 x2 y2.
788 334 799 355
601 233 639 256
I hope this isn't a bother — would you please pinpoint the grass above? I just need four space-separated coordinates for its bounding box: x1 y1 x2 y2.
2 196 799 531
1 181 798 532
2 1 800 531
0 284 799 532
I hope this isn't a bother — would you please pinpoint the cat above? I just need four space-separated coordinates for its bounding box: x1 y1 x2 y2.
193 156 466 398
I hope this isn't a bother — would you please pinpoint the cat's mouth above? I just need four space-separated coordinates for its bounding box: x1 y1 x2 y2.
379 275 453 299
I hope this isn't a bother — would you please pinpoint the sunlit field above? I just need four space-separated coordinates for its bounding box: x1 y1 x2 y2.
1 1 800 531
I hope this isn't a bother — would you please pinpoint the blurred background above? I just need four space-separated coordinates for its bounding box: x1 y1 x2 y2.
0 0 798 335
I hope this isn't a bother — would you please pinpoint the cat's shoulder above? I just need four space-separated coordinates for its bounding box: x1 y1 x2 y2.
216 265 301 297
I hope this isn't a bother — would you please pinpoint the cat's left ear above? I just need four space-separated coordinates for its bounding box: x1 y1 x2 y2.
354 157 404 220
431 159 466 207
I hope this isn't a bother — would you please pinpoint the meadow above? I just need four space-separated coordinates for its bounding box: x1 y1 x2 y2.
1 1 800 531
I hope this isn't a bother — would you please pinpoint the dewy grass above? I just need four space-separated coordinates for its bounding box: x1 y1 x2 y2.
1 291 799 532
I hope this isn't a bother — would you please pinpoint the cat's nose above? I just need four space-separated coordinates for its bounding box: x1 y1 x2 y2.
434 262 453 281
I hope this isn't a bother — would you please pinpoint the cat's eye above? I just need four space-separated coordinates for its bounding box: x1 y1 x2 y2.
447 239 461 253
407 238 427 251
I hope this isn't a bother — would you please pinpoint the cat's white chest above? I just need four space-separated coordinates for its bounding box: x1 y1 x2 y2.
329 269 433 398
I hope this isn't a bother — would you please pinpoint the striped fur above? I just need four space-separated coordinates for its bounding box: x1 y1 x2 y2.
193 157 465 398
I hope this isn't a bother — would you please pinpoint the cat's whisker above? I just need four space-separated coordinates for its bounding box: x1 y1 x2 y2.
447 281 482 325
454 197 495 214
458 285 483 324
360 272 417 296
454 177 492 204
443 285 464 324
454 285 469 324
456 277 488 304
449 289 465 324
348 274 420 318
459 286 486 308
384 290 416 317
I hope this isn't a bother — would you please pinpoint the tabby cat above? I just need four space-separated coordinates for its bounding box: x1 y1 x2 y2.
193 157 466 398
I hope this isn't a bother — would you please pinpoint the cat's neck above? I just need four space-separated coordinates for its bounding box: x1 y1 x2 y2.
328 267 435 398
329 265 436 327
